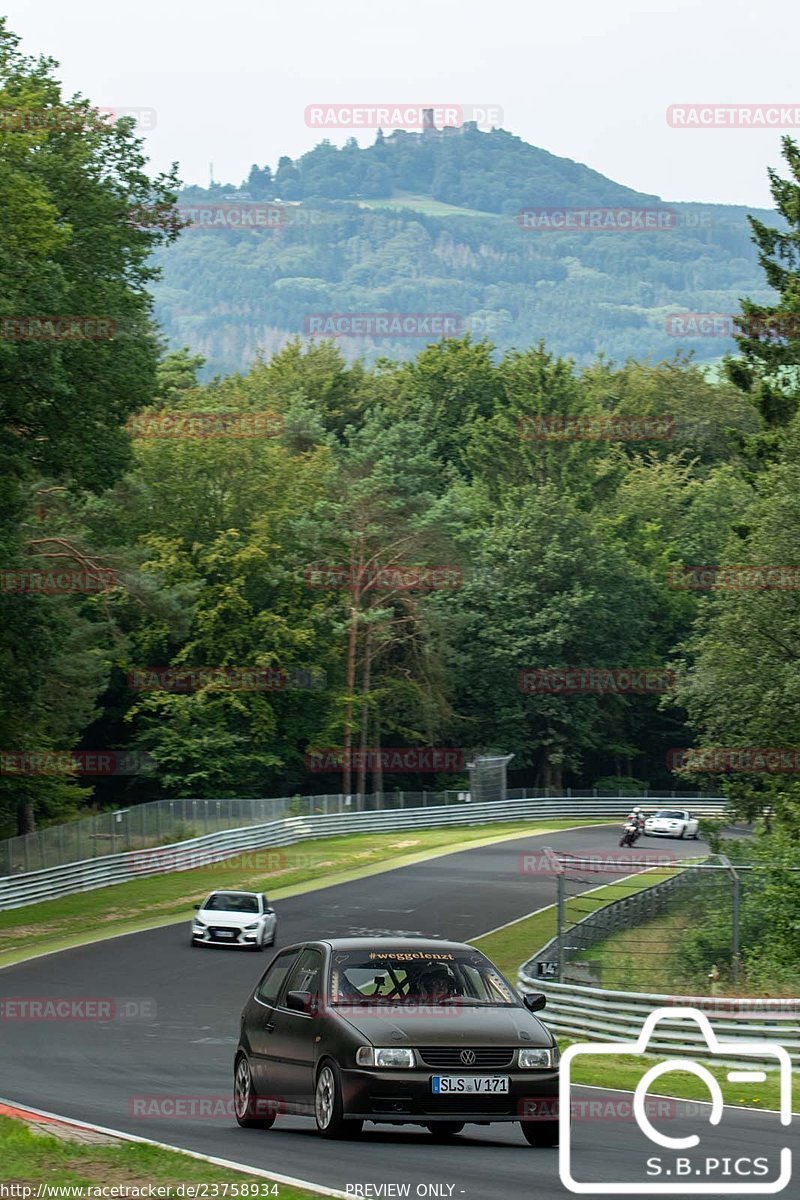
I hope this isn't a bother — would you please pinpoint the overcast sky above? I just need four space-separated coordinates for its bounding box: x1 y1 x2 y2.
4 0 796 207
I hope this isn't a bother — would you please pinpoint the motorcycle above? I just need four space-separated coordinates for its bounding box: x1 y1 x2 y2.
619 821 641 848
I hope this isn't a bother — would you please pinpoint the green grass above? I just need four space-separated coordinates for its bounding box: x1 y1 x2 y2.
0 820 606 967
562 1039 798 1114
575 908 699 992
0 1114 324 1194
471 863 679 976
472 865 798 1116
357 192 497 218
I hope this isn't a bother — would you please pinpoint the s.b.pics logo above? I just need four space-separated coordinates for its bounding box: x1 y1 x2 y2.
559 1007 792 1194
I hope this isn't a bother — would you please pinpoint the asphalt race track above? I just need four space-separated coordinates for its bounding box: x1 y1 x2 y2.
0 824 791 1199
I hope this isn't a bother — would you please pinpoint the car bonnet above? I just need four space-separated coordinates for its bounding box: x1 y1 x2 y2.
331 1004 553 1047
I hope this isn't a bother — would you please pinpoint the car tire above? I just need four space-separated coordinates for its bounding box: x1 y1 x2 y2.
426 1122 464 1140
679 827 686 839
234 1055 276 1129
520 1119 559 1146
314 1061 363 1139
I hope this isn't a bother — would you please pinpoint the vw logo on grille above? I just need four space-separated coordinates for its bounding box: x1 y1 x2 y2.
460 1049 476 1065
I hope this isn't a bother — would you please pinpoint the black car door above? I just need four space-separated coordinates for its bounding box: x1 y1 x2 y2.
270 947 324 1105
248 948 300 1091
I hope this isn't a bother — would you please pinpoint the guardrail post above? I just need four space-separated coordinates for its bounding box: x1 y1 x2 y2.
556 871 565 984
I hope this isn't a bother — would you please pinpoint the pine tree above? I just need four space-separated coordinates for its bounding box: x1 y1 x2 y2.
726 137 800 428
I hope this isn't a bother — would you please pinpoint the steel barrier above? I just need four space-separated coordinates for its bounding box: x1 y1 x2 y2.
0 795 727 910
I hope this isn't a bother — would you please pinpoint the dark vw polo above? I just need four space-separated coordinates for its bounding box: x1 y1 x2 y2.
234 937 559 1144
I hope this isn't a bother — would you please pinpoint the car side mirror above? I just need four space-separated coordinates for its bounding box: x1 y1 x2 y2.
523 992 547 1012
286 990 314 1014
193 903 201 910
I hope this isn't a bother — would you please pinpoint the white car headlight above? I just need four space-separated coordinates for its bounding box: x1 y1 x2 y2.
192 919 206 928
243 923 259 931
519 1046 559 1069
356 1046 415 1068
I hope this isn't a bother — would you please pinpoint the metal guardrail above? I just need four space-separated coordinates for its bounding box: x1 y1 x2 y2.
0 794 727 910
0 786 720 877
516 976 800 1067
527 863 715 976
518 862 799 1066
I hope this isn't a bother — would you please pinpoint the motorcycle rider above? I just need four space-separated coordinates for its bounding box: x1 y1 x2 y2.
626 806 645 832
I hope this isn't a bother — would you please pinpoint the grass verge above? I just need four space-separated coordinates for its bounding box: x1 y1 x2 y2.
0 1114 325 1195
0 820 606 967
471 864 679 977
471 862 798 1115
561 1039 797 1113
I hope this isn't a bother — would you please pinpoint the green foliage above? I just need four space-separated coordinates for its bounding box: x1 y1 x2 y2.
151 129 776 377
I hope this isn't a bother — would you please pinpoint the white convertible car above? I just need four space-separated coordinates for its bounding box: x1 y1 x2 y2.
191 890 277 950
644 809 700 839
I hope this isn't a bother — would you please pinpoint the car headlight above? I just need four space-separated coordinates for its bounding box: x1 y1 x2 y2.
243 923 259 931
192 920 206 929
356 1046 416 1068
518 1046 559 1069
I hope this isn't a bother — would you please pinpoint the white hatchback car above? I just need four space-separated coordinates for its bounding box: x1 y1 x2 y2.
191 890 277 951
644 809 700 839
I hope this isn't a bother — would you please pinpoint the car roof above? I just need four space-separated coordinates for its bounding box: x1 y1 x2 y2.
315 937 476 953
204 889 261 897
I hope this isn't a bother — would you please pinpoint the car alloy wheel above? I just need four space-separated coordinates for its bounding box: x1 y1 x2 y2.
234 1055 276 1129
314 1061 362 1139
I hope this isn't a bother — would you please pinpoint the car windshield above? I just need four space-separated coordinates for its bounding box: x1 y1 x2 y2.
329 947 517 1006
202 892 259 913
654 810 686 820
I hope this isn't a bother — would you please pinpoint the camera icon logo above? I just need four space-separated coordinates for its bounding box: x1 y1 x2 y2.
559 1006 792 1194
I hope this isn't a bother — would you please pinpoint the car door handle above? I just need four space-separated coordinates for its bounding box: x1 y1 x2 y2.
264 1020 275 1031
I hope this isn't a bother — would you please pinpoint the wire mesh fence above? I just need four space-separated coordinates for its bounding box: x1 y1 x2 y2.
525 850 800 995
0 785 722 879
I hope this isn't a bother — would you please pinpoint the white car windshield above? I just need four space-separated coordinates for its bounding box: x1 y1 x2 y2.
654 810 687 820
203 892 259 913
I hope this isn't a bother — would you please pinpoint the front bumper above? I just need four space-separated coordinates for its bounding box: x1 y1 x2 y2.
192 926 259 948
339 1066 559 1123
645 827 681 837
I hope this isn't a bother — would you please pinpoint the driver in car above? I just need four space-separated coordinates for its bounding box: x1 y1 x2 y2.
416 962 460 1003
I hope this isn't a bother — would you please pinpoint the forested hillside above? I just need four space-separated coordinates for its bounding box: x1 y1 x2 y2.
152 125 776 375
